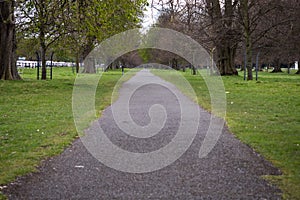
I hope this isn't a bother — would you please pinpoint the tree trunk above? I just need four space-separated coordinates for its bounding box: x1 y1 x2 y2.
246 38 253 80
75 53 80 73
217 45 238 75
206 0 238 76
38 3 47 80
271 59 283 73
0 1 20 80
41 44 47 80
191 65 196 75
84 58 96 73
272 67 283 73
172 58 179 70
81 36 96 73
287 63 292 74
240 0 254 80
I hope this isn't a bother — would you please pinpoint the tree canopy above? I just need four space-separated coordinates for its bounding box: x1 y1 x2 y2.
0 0 147 80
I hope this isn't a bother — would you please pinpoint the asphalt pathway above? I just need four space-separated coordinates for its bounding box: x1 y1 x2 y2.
4 70 281 199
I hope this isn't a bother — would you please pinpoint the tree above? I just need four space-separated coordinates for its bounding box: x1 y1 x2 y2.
61 0 147 73
205 0 240 75
237 0 295 78
0 0 20 80
236 0 300 75
16 36 39 61
152 0 240 75
17 0 69 79
261 0 300 74
152 0 300 78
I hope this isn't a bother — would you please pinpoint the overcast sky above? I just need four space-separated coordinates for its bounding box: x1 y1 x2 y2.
142 1 159 29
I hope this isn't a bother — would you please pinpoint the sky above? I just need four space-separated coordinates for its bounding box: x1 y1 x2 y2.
142 1 159 30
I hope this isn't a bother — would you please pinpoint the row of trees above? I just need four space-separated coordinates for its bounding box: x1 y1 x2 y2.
0 0 147 80
148 0 300 79
1 0 299 80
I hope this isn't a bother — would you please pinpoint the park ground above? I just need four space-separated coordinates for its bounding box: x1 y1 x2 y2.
0 67 299 199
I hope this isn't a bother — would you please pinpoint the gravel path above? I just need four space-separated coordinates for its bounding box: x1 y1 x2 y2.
4 70 281 199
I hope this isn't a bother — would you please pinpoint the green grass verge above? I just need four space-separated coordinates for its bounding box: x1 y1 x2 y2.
153 69 300 200
0 67 299 199
0 67 133 199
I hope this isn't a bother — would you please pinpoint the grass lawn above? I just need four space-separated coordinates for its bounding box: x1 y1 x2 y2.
153 69 300 199
0 67 299 199
0 67 129 199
